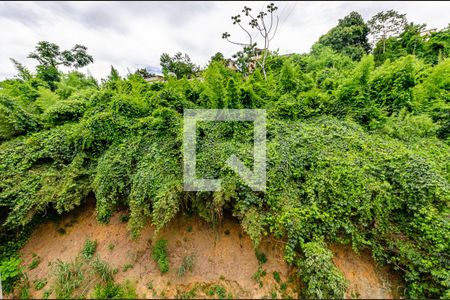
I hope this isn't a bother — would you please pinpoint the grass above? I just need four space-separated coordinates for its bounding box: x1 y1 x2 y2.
90 257 115 282
53 258 84 299
120 214 130 223
81 239 97 259
152 239 169 273
33 278 48 290
255 250 267 264
252 266 267 288
273 271 281 284
177 254 195 277
122 263 134 272
28 253 41 270
146 280 153 290
108 243 115 251
206 285 227 299
92 280 137 299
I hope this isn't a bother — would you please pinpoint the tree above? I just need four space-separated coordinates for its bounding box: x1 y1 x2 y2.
317 11 370 61
368 10 407 54
134 68 155 79
210 52 227 65
28 41 94 69
160 52 198 79
222 3 279 79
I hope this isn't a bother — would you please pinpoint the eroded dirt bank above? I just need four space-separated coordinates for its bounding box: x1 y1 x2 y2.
16 204 398 298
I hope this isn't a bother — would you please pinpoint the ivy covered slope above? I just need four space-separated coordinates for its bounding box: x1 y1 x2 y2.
1 42 450 300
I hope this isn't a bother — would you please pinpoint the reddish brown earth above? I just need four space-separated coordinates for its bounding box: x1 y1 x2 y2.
14 204 399 299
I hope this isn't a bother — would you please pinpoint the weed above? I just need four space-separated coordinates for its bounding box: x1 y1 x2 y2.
186 226 192 232
122 263 134 272
42 290 51 299
81 239 97 259
120 214 130 223
252 266 267 288
92 280 137 299
33 278 48 290
146 280 153 290
53 258 84 299
273 271 281 284
28 254 41 270
91 257 114 282
57 227 66 235
177 254 195 277
271 290 277 299
255 250 267 264
108 243 115 251
152 239 169 273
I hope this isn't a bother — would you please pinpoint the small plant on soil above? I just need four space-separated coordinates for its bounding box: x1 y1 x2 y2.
152 239 169 274
91 257 115 282
177 254 195 277
92 280 137 299
146 280 153 290
57 227 66 235
208 285 227 299
28 253 41 270
255 250 267 264
33 278 48 290
42 290 51 299
252 266 267 288
53 258 84 299
108 243 115 251
120 214 130 223
122 263 134 272
81 239 97 259
273 271 281 284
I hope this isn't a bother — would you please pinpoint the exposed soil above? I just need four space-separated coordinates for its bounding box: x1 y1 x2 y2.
15 204 399 299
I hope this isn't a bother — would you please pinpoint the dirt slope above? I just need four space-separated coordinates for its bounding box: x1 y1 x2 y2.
16 204 398 298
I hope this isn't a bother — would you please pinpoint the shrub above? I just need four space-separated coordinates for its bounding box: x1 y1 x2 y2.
152 239 169 273
0 257 23 293
177 254 195 277
81 239 97 259
298 240 347 298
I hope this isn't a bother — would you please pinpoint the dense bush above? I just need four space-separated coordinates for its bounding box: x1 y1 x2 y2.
0 20 449 299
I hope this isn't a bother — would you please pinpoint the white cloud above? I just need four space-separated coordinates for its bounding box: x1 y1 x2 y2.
0 1 448 80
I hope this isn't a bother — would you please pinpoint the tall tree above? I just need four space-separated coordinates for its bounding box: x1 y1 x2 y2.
317 11 371 61
28 41 94 69
160 52 198 79
368 10 407 54
222 3 279 79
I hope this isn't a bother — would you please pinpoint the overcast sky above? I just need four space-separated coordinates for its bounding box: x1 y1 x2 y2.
1 1 449 80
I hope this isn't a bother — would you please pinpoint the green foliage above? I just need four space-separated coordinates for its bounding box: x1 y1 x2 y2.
81 239 97 259
160 52 198 79
91 257 115 282
152 239 169 273
53 258 84 299
0 16 449 299
33 278 47 290
177 254 195 277
28 253 41 270
92 280 137 299
317 11 370 60
297 240 347 298
0 257 23 293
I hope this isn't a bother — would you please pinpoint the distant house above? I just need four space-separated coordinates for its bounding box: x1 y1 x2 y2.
144 74 164 83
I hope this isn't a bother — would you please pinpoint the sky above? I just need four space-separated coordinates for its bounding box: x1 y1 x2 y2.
1 1 449 80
